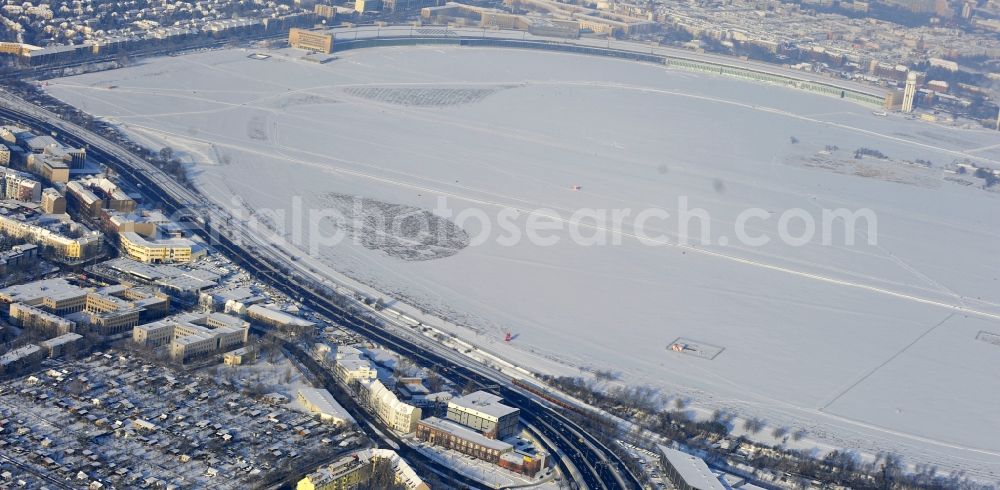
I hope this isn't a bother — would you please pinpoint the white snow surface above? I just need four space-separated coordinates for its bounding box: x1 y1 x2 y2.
46 45 1000 479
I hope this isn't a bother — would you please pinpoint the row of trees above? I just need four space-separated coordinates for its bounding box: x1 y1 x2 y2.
543 374 993 489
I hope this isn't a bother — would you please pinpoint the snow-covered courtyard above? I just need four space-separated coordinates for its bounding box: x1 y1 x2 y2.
45 44 1000 479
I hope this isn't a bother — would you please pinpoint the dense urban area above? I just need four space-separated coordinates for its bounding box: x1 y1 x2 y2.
0 0 998 487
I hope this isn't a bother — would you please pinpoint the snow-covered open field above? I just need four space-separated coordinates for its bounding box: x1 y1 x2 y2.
46 45 1000 478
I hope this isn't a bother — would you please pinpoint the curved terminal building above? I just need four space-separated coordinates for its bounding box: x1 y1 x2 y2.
313 25 889 108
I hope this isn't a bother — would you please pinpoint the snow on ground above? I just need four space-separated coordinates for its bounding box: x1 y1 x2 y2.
46 45 1000 479
411 440 560 489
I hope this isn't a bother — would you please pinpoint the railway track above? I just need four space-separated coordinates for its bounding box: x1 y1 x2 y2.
0 99 642 490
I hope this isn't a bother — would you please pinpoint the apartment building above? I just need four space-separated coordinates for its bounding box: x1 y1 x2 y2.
334 357 378 384
66 177 136 218
296 453 370 490
41 188 65 214
0 204 103 261
359 379 422 433
0 169 42 202
0 244 38 274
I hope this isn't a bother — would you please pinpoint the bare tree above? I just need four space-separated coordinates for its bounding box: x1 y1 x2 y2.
742 417 764 434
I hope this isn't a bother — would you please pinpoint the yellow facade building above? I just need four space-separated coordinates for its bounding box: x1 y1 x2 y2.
119 231 204 264
289 28 334 54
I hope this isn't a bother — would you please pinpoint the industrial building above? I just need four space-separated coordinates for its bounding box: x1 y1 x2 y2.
246 304 315 331
98 257 221 298
288 28 334 54
296 387 354 425
658 445 726 490
416 416 514 462
446 390 520 439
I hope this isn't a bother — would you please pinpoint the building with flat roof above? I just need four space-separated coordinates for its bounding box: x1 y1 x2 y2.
0 344 42 374
246 304 315 331
18 132 86 184
41 188 65 214
297 448 427 490
314 4 337 19
133 312 249 362
288 28 333 53
657 445 726 490
296 387 354 425
223 346 257 366
9 302 76 336
0 278 88 315
416 416 513 462
199 285 266 313
903 71 918 113
99 257 220 296
39 332 83 357
120 231 204 264
447 390 520 439
334 357 378 384
354 0 382 12
79 285 167 337
381 0 440 13
65 180 103 218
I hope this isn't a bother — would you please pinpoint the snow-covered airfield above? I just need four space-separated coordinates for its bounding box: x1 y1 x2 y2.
47 44 1000 478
